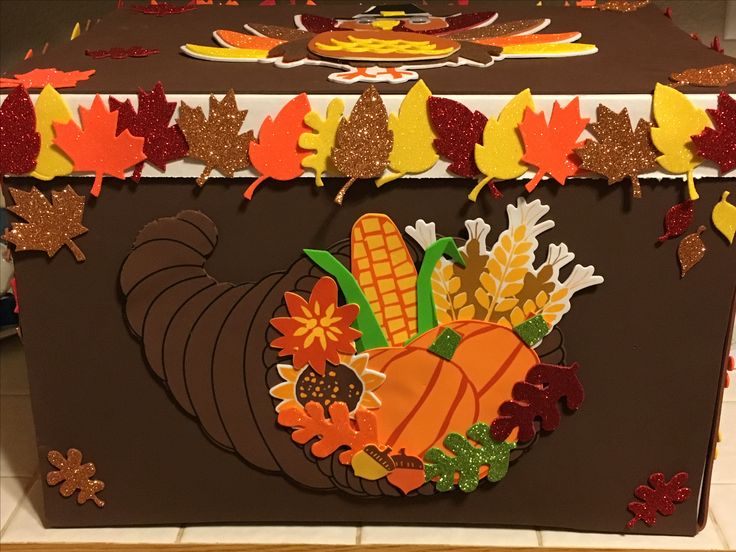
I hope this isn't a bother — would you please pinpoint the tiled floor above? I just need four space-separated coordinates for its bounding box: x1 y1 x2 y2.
0 331 734 547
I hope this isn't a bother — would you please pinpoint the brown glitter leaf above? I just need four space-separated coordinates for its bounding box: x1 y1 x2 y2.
331 85 393 205
247 23 312 42
177 89 254 186
670 63 736 88
575 105 658 198
595 0 650 12
446 18 549 41
46 448 105 507
677 225 707 278
3 186 87 262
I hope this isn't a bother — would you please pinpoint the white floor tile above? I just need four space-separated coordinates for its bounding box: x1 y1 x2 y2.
1 481 179 544
360 525 538 547
0 395 37 477
0 337 28 396
710 485 736 549
0 477 31 529
541 517 725 550
180 524 357 545
713 403 736 485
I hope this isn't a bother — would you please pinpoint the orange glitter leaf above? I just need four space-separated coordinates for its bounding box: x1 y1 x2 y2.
0 68 95 89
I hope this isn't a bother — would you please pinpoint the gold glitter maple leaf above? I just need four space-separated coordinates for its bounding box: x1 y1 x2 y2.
3 186 88 262
575 105 658 198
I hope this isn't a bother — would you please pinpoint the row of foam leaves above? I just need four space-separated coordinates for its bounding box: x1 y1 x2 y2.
0 80 732 203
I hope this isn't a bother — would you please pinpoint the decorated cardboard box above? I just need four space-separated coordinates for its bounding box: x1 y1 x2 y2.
1 0 735 535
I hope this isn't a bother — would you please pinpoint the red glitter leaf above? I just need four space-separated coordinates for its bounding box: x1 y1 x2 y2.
53 95 146 197
130 2 197 15
657 199 695 242
627 472 691 528
85 46 160 60
0 68 95 90
428 96 487 178
711 36 725 54
0 86 41 176
490 362 584 443
691 91 736 174
520 98 589 192
109 82 188 182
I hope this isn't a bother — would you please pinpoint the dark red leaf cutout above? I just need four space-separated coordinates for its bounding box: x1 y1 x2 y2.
0 86 41 175
85 46 160 59
109 82 188 182
711 36 725 54
130 2 197 15
692 91 736 174
627 472 691 528
0 68 95 90
490 362 584 443
657 199 694 242
428 96 487 178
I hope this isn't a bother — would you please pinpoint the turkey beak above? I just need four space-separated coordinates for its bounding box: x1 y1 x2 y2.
372 19 400 30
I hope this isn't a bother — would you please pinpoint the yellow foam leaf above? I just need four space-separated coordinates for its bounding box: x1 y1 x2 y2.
376 80 438 187
471 89 534 201
650 83 711 200
501 43 597 56
298 98 345 187
712 190 736 244
182 44 269 60
31 85 74 181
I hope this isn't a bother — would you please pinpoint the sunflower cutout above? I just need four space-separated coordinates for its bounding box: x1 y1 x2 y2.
270 353 386 416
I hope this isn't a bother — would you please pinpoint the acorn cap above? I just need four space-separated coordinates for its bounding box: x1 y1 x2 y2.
364 445 396 471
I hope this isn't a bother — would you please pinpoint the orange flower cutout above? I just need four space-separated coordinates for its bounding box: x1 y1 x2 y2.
270 276 361 375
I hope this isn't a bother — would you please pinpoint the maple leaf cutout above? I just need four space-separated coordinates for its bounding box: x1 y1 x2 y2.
428 96 487 178
692 91 736 174
109 82 189 182
331 86 393 205
3 186 88 262
178 89 254 187
53 95 145 197
0 68 96 90
576 105 658 198
246 93 311 199
47 448 105 507
520 97 589 192
0 85 41 176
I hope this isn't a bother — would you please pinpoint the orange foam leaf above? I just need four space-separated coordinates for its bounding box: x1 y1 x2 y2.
246 93 311 199
0 68 95 90
519 97 589 192
53 95 146 197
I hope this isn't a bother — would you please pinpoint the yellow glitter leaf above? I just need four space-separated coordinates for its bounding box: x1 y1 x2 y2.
299 98 345 187
376 80 438 187
31 85 74 181
650 83 711 200
501 43 598 57
472 89 534 201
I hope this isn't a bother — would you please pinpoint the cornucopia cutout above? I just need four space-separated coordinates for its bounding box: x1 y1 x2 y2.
121 198 602 496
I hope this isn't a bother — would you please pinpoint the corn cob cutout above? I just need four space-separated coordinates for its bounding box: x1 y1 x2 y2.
351 214 418 346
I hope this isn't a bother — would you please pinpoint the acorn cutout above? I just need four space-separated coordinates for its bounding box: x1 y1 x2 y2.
351 445 395 480
387 449 426 495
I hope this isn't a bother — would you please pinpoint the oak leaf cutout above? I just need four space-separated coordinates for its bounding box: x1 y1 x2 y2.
178 89 254 187
331 86 393 205
246 93 312 199
3 186 88 262
53 95 146 197
691 91 736 174
576 105 658 198
47 448 105 507
0 85 40 176
109 82 189 182
299 97 345 187
520 97 589 192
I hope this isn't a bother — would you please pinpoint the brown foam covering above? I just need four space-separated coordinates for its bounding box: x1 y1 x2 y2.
7 1 736 95
5 176 734 533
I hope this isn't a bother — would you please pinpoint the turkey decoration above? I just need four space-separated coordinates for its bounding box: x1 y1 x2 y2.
181 3 598 83
120 198 603 496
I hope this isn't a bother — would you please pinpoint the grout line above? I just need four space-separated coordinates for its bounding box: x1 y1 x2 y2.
0 473 37 541
536 529 544 547
709 507 731 550
175 526 186 544
355 526 362 545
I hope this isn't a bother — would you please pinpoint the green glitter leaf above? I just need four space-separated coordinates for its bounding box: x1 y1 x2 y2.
513 313 549 347
428 327 462 360
424 422 516 493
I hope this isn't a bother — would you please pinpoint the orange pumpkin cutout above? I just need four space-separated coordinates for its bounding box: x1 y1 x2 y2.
369 320 539 456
